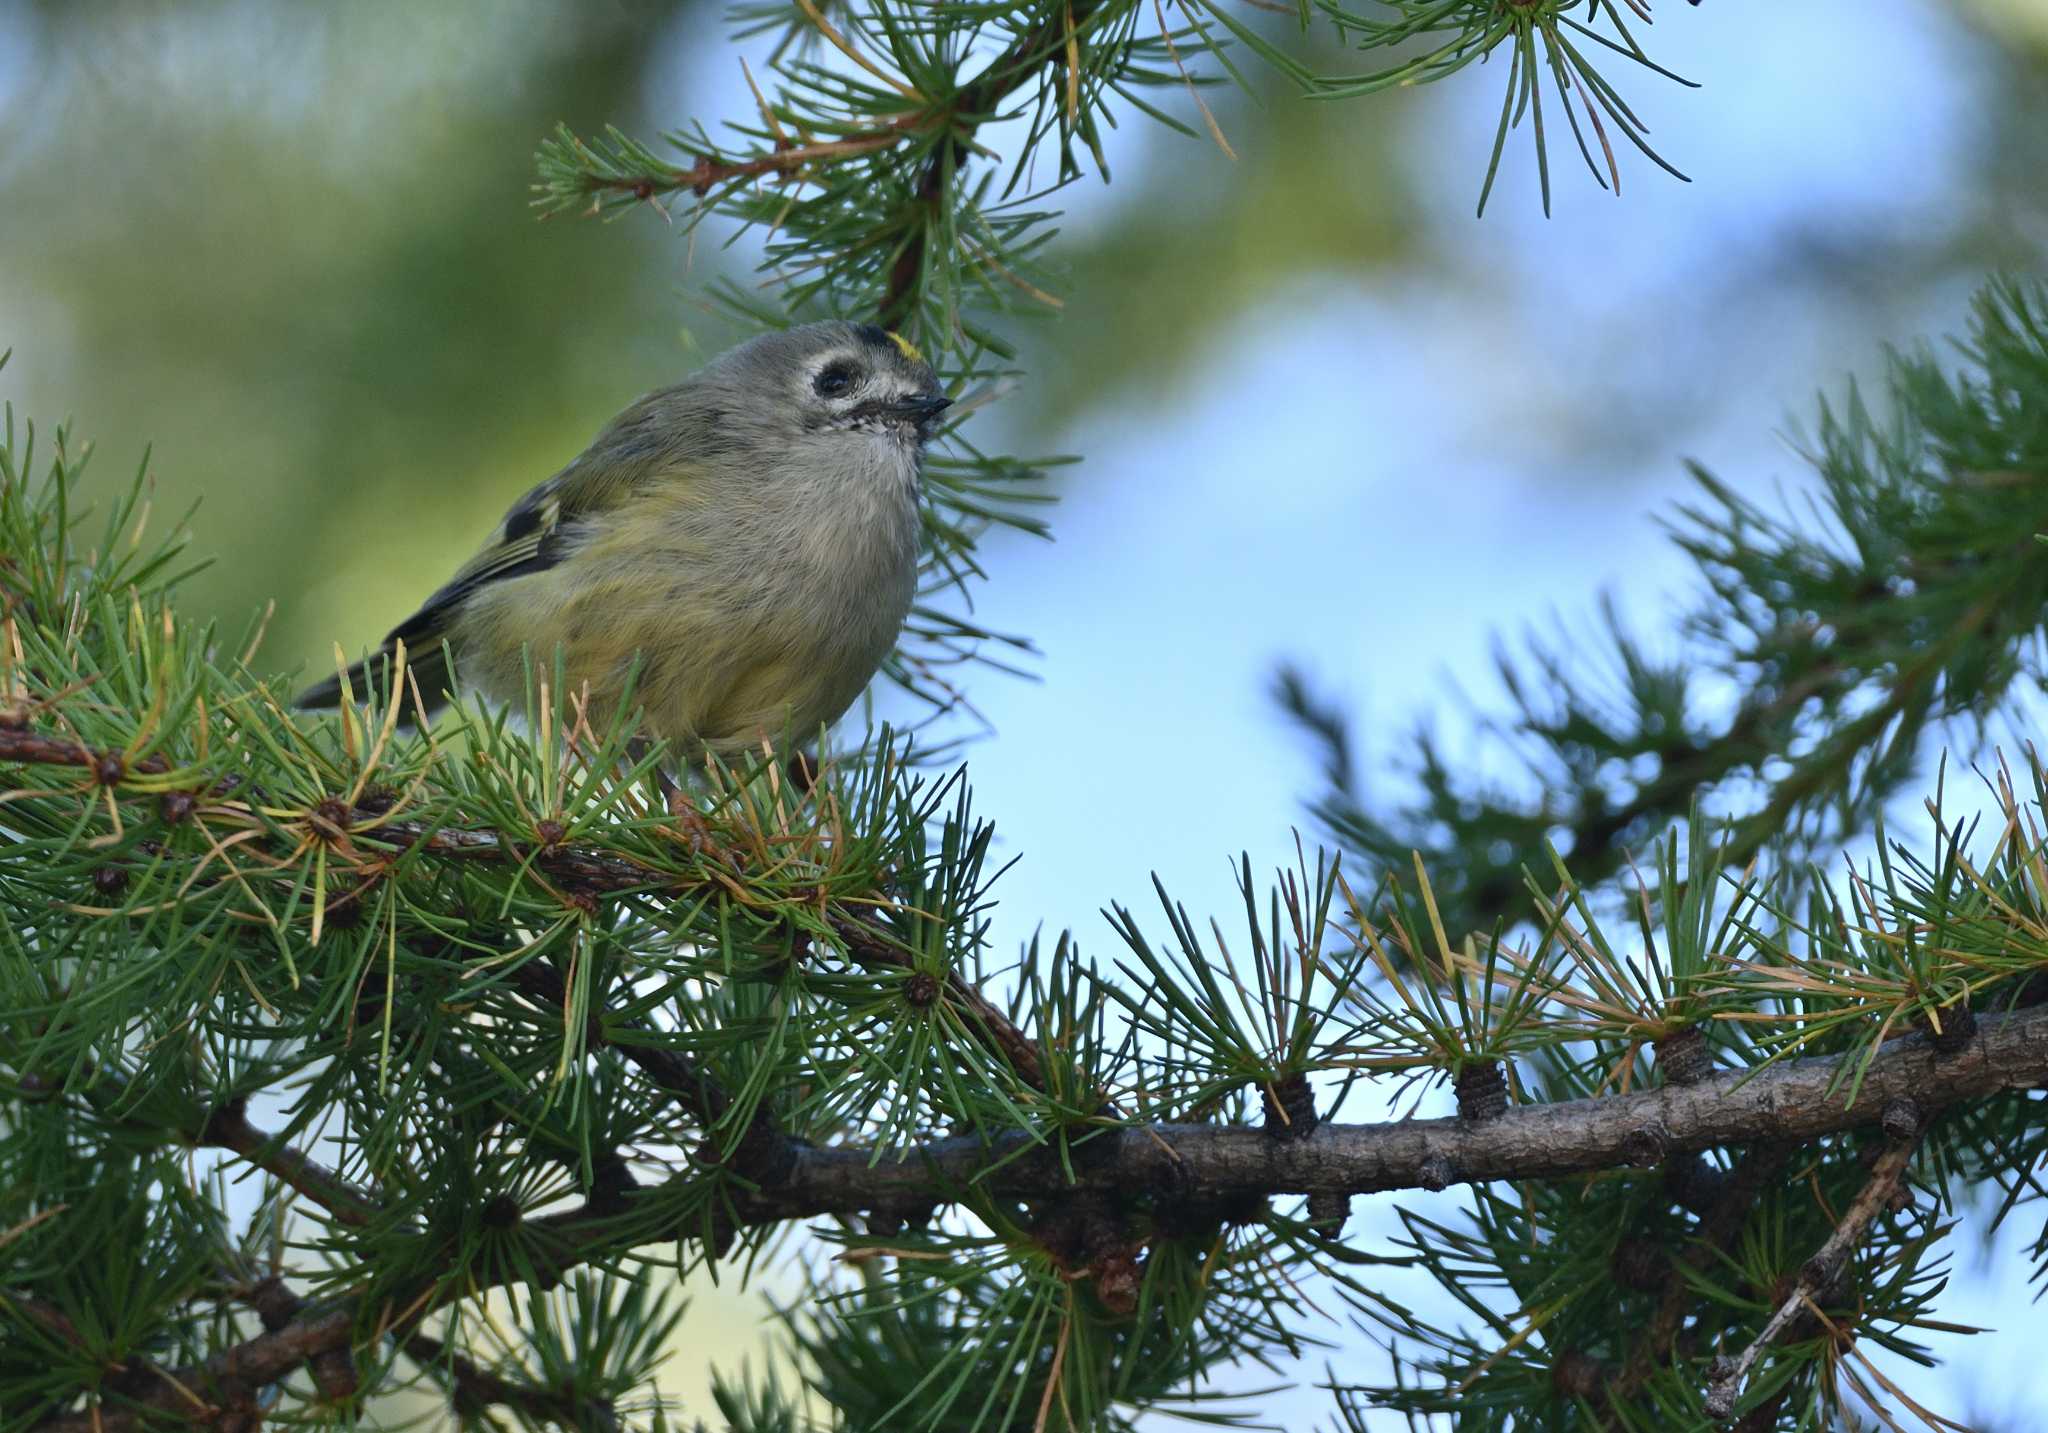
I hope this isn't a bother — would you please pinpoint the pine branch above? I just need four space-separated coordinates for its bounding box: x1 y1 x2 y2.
0 728 173 780
31 1306 354 1433
198 1103 381 1231
536 2 1116 329
29 1060 380 1230
1290 278 2048 943
569 128 919 208
1703 1119 1925 1420
0 723 1058 1107
875 1 1102 326
504 959 800 1185
4 1293 192 1431
235 1275 361 1406
403 1330 621 1433
28 1003 2043 1430
829 908 1050 1093
1612 1141 1796 1396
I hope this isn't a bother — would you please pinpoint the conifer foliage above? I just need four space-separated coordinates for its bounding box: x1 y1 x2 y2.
7 4 2048 1431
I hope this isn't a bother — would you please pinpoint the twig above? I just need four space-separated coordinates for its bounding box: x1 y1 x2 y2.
32 1305 354 1432
0 728 171 778
42 1063 382 1231
403 1330 620 1433
542 4 1106 325
235 1275 359 1404
830 909 1049 1093
199 1102 381 1229
878 1 1102 323
1702 1108 1924 1420
1613 1142 1796 1396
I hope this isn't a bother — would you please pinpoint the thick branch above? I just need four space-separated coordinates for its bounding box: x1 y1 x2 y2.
30 1008 2044 1430
709 1004 2048 1218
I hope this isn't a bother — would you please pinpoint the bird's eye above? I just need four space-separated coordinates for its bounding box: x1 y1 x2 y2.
813 363 859 399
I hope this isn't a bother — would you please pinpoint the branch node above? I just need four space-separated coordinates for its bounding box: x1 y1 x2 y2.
1880 1096 1921 1141
1419 1152 1456 1191
1091 1248 1142 1316
1261 1070 1317 1137
481 1194 523 1231
198 1097 250 1148
1927 999 1976 1055
1621 1120 1671 1168
311 796 353 842
1654 1026 1714 1085
1453 1059 1508 1122
586 1153 640 1217
1306 1190 1351 1234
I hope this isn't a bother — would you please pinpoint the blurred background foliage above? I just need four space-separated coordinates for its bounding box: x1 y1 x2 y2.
4 0 2046 679
6 0 2048 1423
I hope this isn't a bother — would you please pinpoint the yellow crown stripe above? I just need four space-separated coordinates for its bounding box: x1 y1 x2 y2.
885 330 923 364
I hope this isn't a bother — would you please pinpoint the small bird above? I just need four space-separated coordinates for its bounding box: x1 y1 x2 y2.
296 322 950 761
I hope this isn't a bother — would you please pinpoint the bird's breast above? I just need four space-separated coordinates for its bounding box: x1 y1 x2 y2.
626 453 921 738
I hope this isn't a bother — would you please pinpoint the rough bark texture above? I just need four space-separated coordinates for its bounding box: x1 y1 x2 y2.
31 1004 2048 1430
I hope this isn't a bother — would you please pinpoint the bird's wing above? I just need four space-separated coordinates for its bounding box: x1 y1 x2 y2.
295 467 627 712
382 385 711 649
385 475 578 648
296 390 698 713
383 432 680 648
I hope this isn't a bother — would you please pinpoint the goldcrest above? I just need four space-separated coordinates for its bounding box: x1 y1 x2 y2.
297 322 950 758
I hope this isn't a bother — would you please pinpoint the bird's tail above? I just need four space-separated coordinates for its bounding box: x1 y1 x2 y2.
294 641 453 723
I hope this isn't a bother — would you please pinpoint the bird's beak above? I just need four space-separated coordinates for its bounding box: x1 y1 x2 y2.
886 392 952 424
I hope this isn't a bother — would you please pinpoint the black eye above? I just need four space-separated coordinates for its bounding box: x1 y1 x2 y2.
813 363 858 398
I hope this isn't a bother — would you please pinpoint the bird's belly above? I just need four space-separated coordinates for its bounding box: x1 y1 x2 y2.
685 549 917 753
458 513 915 756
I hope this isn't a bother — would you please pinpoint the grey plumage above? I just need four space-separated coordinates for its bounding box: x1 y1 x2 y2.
296 321 948 758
